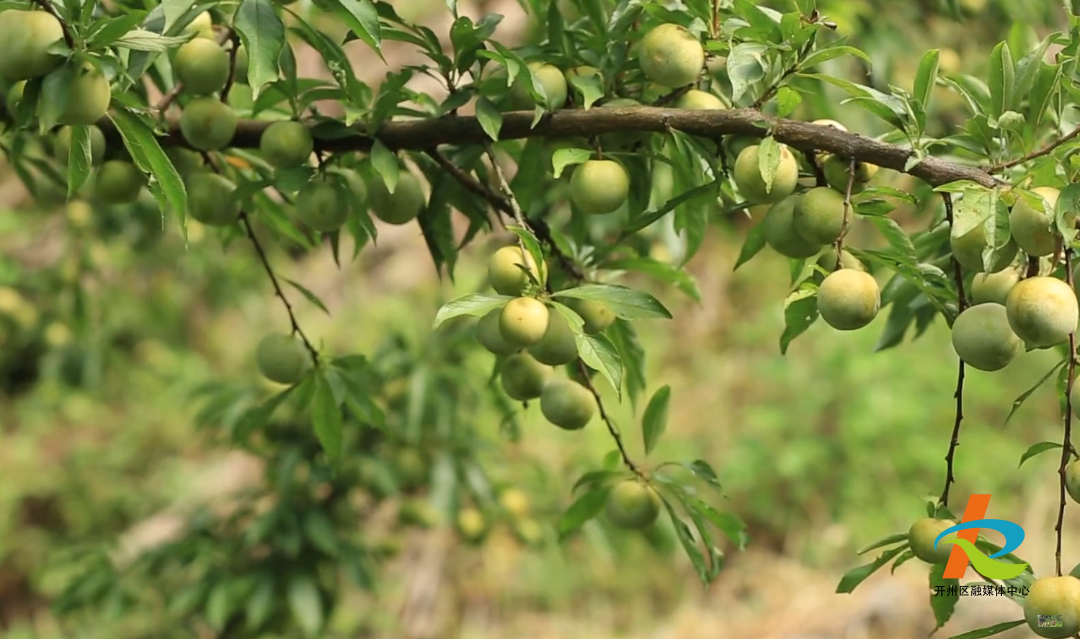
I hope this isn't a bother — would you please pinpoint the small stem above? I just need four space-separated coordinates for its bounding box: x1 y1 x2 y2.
651 84 692 107
220 30 241 104
831 158 857 270
803 149 827 187
1026 254 1041 278
483 142 529 230
751 37 815 109
939 192 966 509
576 360 641 475
30 0 74 48
1056 248 1077 577
989 125 1080 173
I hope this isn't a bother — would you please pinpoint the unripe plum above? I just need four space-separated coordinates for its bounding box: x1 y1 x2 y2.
540 378 595 430
733 144 799 204
1024 576 1080 638
794 186 847 245
173 38 230 95
605 480 661 529
259 120 313 168
528 310 578 365
499 352 552 401
950 303 1023 372
761 195 822 259
368 171 425 225
180 97 237 150
296 177 348 232
187 172 240 227
950 223 1018 273
639 23 704 88
1066 458 1080 505
569 159 629 215
0 10 64 82
499 297 549 348
1010 186 1061 257
488 245 540 296
255 333 311 385
907 518 957 564
675 89 724 110
1006 276 1078 348
817 269 880 330
44 63 111 126
93 160 144 205
970 269 1019 306
817 249 865 272
183 11 215 39
476 309 517 356
565 298 615 334
510 61 567 110
822 154 878 194
54 125 106 165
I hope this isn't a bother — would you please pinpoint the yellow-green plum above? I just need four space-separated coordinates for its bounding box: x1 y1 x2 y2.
499 297 550 348
499 352 552 401
1006 276 1079 348
540 378 595 430
180 97 237 150
1066 458 1080 505
528 310 578 365
368 171 425 225
675 89 725 110
1024 576 1080 638
488 245 540 296
296 177 348 232
822 154 878 194
187 173 240 227
908 518 958 564
510 62 567 110
605 480 661 529
476 309 517 356
817 269 880 330
173 38 230 95
255 333 311 385
569 159 629 215
950 222 1018 273
950 303 1023 371
639 23 704 88
817 249 865 272
733 144 799 204
43 63 111 125
565 298 615 334
183 11 215 39
760 195 822 259
1010 186 1062 257
259 120 313 168
794 187 847 245
971 269 1020 306
93 160 144 204
166 147 205 178
0 10 64 82
233 44 249 83
54 125 106 165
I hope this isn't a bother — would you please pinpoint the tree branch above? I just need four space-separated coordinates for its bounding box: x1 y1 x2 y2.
576 360 640 475
1056 248 1077 576
939 193 966 509
89 107 1003 189
30 0 74 48
989 125 1080 173
831 158 857 270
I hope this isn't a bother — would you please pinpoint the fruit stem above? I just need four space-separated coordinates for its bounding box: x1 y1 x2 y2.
30 0 74 49
220 29 241 104
575 360 641 476
1055 248 1077 576
831 157 857 271
939 192 967 510
989 124 1080 173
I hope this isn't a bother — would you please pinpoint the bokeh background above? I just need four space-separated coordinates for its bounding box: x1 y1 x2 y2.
1 0 1077 637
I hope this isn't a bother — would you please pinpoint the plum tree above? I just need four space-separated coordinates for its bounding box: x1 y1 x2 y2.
605 480 661 529
499 297 550 348
569 159 630 214
1006 277 1079 348
179 97 237 150
1024 576 1080 638
540 378 595 430
500 352 552 401
817 269 880 330
488 245 540 296
950 303 1023 372
255 333 311 385
172 38 230 96
1010 187 1062 257
639 23 704 88
259 120 314 168
0 10 64 82
761 195 823 259
368 170 424 225
187 173 240 227
733 143 799 204
908 518 957 564
793 186 847 245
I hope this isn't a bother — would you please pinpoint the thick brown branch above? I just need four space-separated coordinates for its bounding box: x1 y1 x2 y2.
990 125 1080 173
93 107 1003 189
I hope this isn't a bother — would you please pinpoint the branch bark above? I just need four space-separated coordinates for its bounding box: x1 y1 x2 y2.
91 107 1004 189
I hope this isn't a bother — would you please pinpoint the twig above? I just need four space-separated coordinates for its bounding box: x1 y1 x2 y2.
238 211 320 363
751 38 815 109
30 0 74 48
576 360 640 475
831 158 857 270
990 125 1080 173
939 192 966 509
1056 248 1077 577
220 30 241 104
652 84 692 107
482 143 529 231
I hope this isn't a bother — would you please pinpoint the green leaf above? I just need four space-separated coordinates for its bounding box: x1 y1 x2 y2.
432 294 510 329
205 581 234 631
370 140 400 193
758 135 781 195
1055 183 1080 244
312 371 343 459
865 216 917 263
601 257 701 302
734 222 768 271
891 549 916 573
641 385 670 456
506 225 546 288
323 0 382 60
728 42 767 102
799 44 873 71
857 531 909 555
235 0 286 98
558 487 609 539
1005 358 1067 425
86 12 150 48
914 49 940 110
475 95 503 142
836 546 908 594
779 288 818 355
572 469 624 494
37 61 74 132
554 284 672 320
66 125 92 200
113 28 192 51
245 580 274 631
302 511 339 555
282 277 330 315
1018 441 1063 468
775 86 801 118
946 620 1026 639
686 495 748 549
107 108 187 232
287 576 323 637
988 41 1015 119
552 147 591 179
929 562 959 632
569 72 604 109
575 331 623 399
160 0 196 32
661 497 709 585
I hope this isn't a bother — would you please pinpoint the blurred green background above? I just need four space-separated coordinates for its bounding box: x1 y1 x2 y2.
1 0 1077 637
